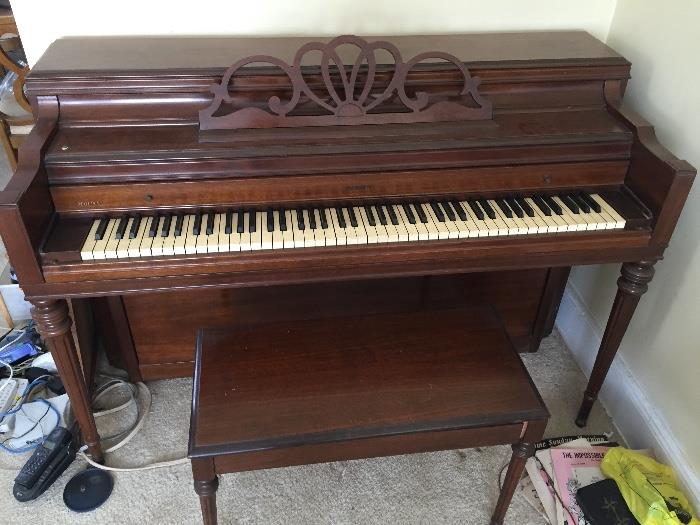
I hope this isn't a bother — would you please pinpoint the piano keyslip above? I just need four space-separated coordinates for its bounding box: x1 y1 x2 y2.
80 193 627 260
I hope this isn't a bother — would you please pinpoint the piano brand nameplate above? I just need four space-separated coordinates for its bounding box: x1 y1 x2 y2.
199 35 493 133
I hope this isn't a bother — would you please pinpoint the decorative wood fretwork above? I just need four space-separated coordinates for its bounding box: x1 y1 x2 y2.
199 35 492 131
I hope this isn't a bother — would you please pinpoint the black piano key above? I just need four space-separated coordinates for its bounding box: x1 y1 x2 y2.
386 205 399 225
160 214 172 237
430 202 445 222
115 217 129 240
375 205 388 226
403 204 416 224
571 193 591 213
440 202 456 221
478 199 497 220
347 207 359 228
149 215 161 237
266 209 275 232
515 196 535 217
192 213 202 235
451 201 468 221
495 199 513 218
237 210 245 233
580 192 602 213
225 211 233 234
174 214 184 237
248 210 256 233
128 216 142 239
542 195 562 215
532 196 552 216
468 200 485 220
95 217 109 240
506 197 525 218
319 208 329 229
278 209 288 231
296 209 305 230
308 209 317 229
364 206 377 226
205 212 215 234
560 194 580 214
335 207 347 228
414 204 428 224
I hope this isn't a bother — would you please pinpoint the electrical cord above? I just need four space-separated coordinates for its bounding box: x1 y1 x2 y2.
75 378 188 472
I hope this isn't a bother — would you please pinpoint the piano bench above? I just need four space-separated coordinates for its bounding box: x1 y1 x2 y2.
188 306 549 525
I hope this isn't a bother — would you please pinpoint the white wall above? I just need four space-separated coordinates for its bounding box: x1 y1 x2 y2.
12 0 617 66
564 0 700 495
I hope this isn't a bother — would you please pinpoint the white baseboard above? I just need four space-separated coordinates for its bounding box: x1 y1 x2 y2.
556 283 700 512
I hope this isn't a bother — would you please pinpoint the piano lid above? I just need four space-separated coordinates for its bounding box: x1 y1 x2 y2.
26 31 628 94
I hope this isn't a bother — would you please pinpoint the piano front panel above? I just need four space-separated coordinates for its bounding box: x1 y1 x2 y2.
118 271 556 379
49 162 630 214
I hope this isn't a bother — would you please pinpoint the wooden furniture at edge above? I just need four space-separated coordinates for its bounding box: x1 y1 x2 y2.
0 32 694 468
189 307 549 525
0 8 32 169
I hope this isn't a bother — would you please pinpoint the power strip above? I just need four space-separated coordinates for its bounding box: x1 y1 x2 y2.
0 378 20 413
0 378 29 434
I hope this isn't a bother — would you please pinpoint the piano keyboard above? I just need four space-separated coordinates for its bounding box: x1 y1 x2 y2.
79 193 625 260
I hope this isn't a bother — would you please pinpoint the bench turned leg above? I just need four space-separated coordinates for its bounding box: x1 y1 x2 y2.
192 459 218 525
491 420 545 525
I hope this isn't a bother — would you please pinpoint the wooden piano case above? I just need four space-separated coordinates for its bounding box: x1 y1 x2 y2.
99 267 570 381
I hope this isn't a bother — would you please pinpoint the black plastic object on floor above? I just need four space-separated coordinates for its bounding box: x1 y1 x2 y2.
63 468 113 512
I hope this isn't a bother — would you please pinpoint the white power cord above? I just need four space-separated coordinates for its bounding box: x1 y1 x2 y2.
76 378 188 472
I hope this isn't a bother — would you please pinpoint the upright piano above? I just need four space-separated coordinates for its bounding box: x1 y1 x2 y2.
0 32 694 462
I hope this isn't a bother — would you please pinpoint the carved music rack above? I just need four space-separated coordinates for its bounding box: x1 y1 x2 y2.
199 35 493 132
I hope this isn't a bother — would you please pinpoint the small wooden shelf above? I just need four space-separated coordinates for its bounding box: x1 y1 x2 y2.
189 306 548 524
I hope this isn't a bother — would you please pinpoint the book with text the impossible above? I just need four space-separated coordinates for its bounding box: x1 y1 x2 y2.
551 446 611 525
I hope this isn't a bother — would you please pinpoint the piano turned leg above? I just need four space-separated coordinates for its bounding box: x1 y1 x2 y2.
30 298 104 463
575 261 655 427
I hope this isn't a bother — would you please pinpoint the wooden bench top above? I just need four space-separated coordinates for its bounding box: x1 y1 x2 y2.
189 306 548 458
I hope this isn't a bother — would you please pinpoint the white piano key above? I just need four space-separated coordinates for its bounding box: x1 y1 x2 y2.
115 218 135 258
408 204 430 241
486 200 510 236
271 211 284 249
492 204 520 235
92 219 118 260
249 212 263 250
126 217 147 257
423 204 449 240
320 209 336 247
381 206 401 242
552 196 584 232
395 205 419 241
300 209 316 248
591 194 626 228
330 208 347 246
349 207 368 245
210 213 228 253
460 202 488 237
311 209 327 247
389 205 410 242
260 212 274 250
184 215 199 254
524 198 557 233
281 210 295 248
358 207 380 244
173 215 191 255
138 217 156 257
80 220 101 260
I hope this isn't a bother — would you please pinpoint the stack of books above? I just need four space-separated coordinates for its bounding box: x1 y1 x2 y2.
517 434 641 525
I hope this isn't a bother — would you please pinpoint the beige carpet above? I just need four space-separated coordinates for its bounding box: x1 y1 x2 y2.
0 330 618 524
